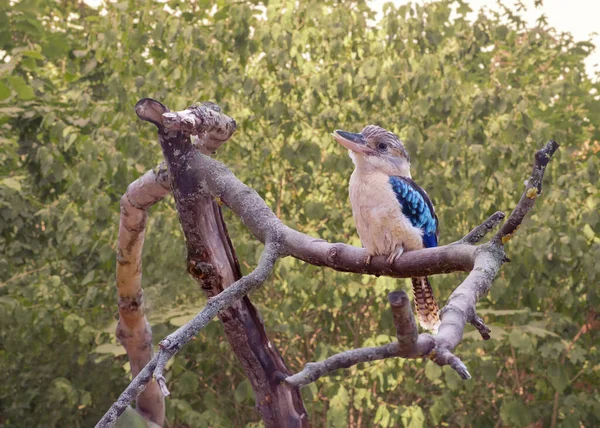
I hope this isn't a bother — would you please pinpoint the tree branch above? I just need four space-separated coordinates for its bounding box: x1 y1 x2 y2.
136 98 308 427
115 163 170 425
95 241 281 428
494 140 559 244
459 211 506 245
284 141 559 386
99 97 559 426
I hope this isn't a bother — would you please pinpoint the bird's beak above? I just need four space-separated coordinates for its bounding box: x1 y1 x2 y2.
332 130 375 155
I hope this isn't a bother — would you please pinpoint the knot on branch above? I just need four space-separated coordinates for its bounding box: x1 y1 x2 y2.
117 291 144 313
153 162 171 189
327 245 341 265
188 260 214 278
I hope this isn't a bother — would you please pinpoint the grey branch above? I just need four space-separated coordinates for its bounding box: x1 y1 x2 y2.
494 140 559 243
459 211 506 245
95 242 281 428
285 141 558 386
188 151 480 278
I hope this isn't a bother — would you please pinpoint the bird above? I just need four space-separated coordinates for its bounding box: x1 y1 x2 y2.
332 125 440 333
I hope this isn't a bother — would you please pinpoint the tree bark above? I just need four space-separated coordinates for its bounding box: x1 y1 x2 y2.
138 99 308 427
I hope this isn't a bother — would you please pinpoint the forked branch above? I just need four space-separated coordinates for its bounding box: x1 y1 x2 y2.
96 241 281 428
97 97 558 427
286 140 558 385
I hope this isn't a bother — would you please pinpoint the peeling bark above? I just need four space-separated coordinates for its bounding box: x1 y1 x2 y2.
115 163 170 425
135 99 308 427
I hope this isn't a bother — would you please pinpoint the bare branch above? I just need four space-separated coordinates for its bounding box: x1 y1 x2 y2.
136 98 308 426
285 291 436 388
285 141 559 386
96 241 281 428
284 343 402 389
388 290 435 357
459 211 506 245
389 290 419 351
115 163 170 425
161 102 237 154
494 140 559 244
95 353 160 428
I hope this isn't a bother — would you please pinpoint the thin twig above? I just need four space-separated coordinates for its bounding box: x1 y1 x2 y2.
0 264 50 288
494 140 559 244
459 211 505 245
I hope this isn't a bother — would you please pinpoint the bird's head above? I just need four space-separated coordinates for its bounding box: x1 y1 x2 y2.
332 125 411 177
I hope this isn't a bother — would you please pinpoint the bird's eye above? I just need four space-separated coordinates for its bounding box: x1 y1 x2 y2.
377 142 388 151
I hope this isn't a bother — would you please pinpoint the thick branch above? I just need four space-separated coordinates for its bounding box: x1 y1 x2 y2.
135 98 308 427
175 150 478 277
115 163 170 425
161 101 237 155
96 242 281 428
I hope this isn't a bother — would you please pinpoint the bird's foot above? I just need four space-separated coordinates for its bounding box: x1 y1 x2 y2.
386 246 404 266
365 254 373 266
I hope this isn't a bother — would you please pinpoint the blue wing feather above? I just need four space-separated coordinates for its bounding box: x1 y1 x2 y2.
389 176 439 248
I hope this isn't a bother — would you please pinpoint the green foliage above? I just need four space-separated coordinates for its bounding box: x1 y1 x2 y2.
1 0 599 426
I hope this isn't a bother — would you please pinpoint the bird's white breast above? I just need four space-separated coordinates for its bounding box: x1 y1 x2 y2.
349 170 424 255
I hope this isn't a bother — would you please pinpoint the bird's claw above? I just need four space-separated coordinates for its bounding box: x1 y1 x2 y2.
365 254 373 266
386 246 404 266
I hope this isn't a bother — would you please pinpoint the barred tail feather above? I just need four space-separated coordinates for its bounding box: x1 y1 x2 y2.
411 276 440 333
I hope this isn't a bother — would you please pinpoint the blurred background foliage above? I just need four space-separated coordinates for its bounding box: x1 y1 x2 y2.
1 0 599 426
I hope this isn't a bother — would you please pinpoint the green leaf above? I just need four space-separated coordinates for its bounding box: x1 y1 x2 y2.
169 313 197 327
81 270 95 285
21 50 44 60
115 406 150 428
179 371 200 396
374 404 390 426
1 177 22 191
425 360 442 381
94 343 127 357
233 379 253 404
402 405 425 428
522 112 533 131
7 75 35 100
327 385 349 428
583 224 596 241
430 395 451 425
500 399 531 426
0 81 11 100
444 366 462 391
509 329 535 353
63 314 86 333
548 362 569 392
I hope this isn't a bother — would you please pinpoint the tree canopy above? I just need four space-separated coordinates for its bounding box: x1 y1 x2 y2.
1 0 598 426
